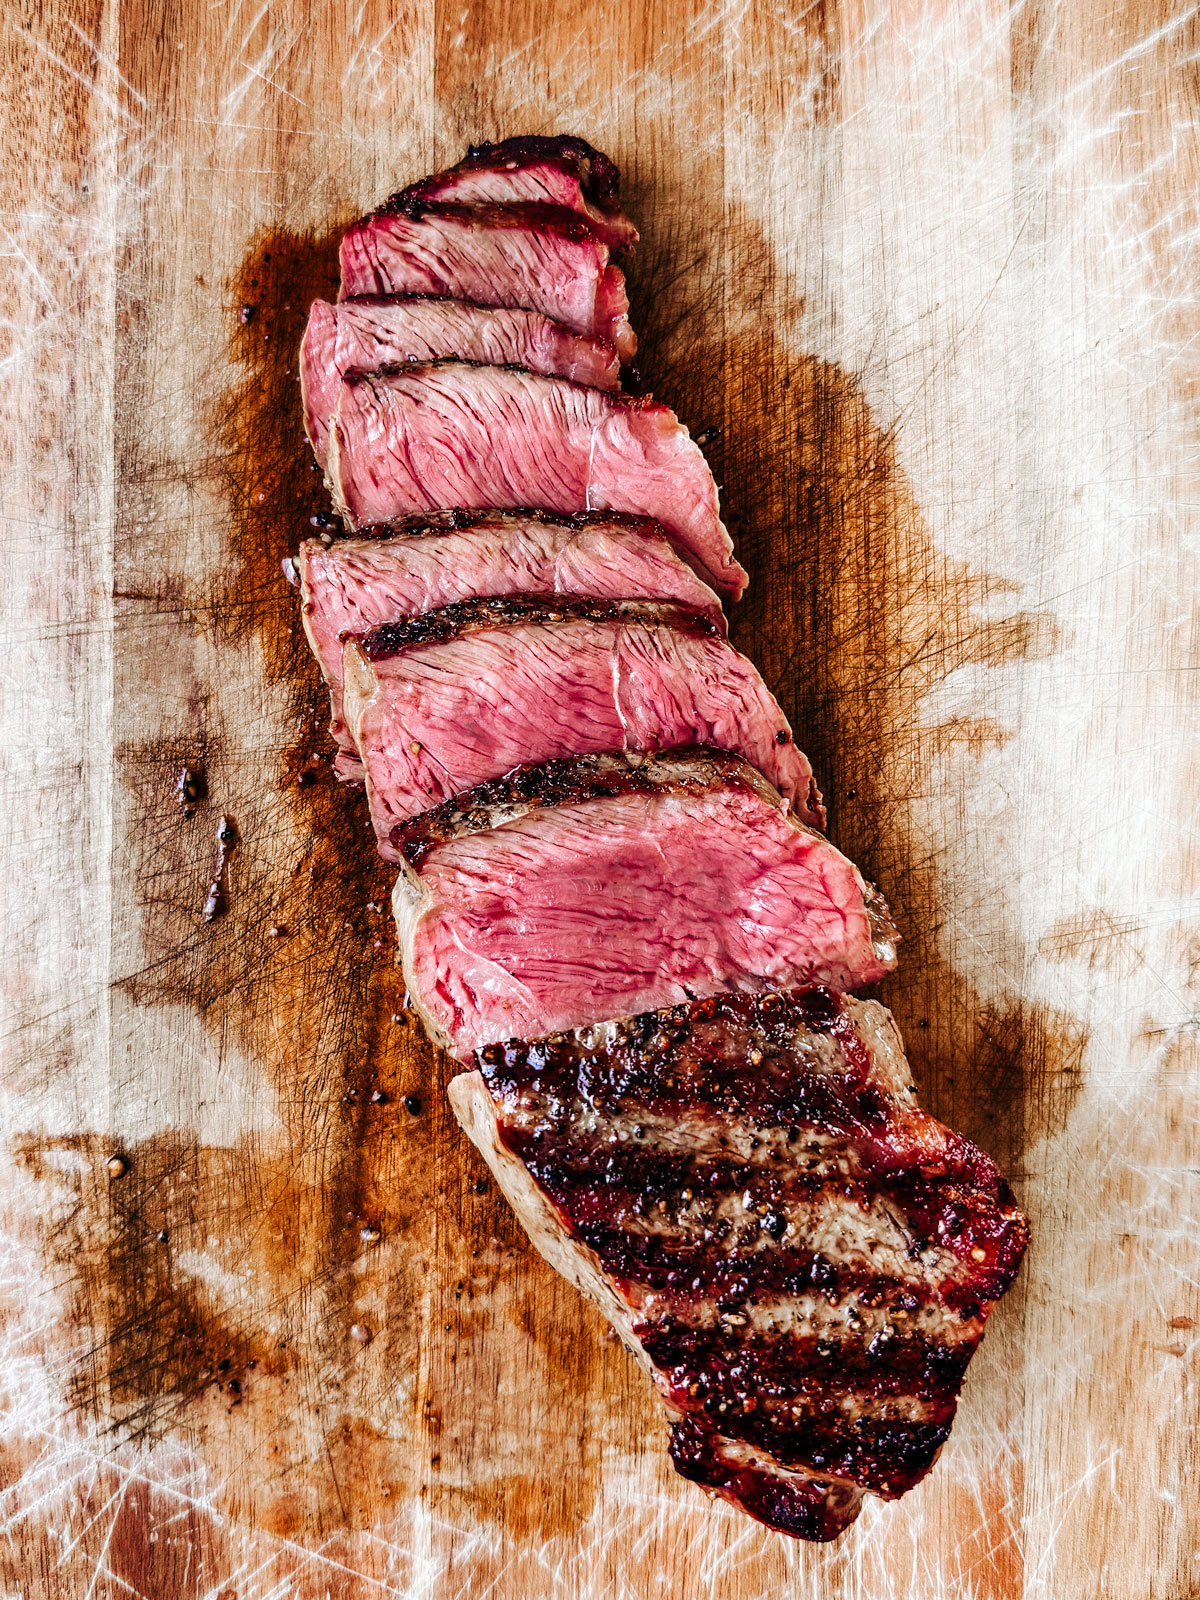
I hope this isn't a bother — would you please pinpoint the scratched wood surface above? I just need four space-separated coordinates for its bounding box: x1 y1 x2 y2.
2 1 1198 1596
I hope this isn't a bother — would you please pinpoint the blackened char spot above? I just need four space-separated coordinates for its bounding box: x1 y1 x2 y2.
357 596 719 659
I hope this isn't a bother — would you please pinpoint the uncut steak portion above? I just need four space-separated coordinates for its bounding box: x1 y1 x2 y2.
339 201 635 359
449 986 1029 1540
399 137 638 252
343 598 821 845
301 298 619 465
328 363 746 596
298 512 724 782
392 749 896 1058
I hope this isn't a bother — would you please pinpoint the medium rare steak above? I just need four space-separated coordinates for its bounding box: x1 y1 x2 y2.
298 512 725 782
342 597 822 844
449 985 1029 1540
392 749 897 1058
301 297 620 464
397 136 638 252
338 201 635 359
327 362 746 596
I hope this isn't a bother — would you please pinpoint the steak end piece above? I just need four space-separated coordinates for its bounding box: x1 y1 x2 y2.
449 986 1029 1540
393 748 896 1058
396 136 638 252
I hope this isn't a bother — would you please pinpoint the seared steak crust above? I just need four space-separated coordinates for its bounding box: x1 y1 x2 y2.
356 595 720 658
345 507 682 542
394 746 783 865
466 986 1029 1536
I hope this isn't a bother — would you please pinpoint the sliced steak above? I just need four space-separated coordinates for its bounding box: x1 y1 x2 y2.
398 137 638 252
338 201 635 359
298 513 725 782
449 985 1029 1540
392 749 897 1058
327 363 746 596
342 597 821 839
301 298 619 465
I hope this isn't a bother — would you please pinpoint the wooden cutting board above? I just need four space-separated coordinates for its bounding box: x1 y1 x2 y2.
2 2 1197 1595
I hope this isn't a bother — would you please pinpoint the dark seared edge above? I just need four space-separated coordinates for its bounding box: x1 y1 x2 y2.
345 357 662 406
473 985 1030 1501
324 507 675 545
361 196 609 242
400 136 623 210
393 746 784 865
355 595 720 659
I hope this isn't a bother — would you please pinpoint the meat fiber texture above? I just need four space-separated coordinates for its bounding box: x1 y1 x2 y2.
298 513 725 782
397 136 639 252
449 986 1029 1541
301 297 620 465
391 749 897 1059
338 201 635 360
327 362 747 597
342 598 823 847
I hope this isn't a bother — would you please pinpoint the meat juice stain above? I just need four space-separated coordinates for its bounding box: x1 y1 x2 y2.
201 814 237 920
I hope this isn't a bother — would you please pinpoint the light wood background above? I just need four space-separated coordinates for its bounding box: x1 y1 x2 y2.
2 2 1197 1596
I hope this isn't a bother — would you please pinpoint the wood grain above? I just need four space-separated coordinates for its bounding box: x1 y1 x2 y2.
1 1 1197 1595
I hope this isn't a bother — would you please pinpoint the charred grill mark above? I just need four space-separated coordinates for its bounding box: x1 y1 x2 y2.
668 1418 864 1542
356 595 720 659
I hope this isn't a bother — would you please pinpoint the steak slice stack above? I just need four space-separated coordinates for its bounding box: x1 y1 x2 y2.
290 136 1027 1541
339 200 636 359
397 136 639 251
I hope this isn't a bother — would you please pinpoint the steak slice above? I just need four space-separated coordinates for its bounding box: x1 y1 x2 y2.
392 749 897 1058
338 201 635 359
449 985 1029 1540
327 362 746 596
301 297 620 465
298 513 725 782
397 136 638 252
342 597 821 841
